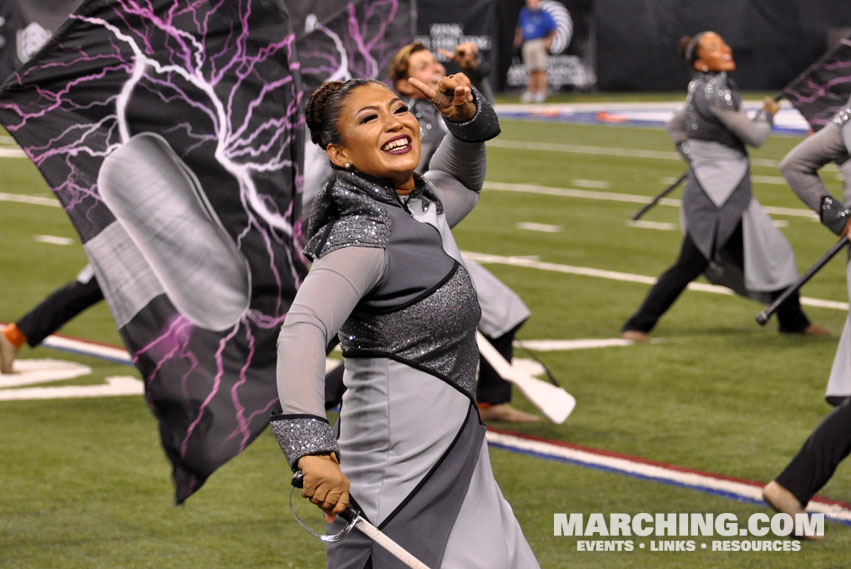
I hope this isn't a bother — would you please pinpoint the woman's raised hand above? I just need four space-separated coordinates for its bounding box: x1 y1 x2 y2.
408 73 476 123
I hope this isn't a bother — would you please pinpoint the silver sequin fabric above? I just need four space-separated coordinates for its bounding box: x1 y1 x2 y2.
270 415 339 469
443 87 501 143
832 106 851 127
340 263 482 397
820 195 850 235
304 172 394 260
685 72 746 152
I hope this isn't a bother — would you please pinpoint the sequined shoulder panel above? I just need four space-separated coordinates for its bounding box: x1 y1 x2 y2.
304 177 393 260
696 72 739 112
685 73 745 152
339 262 482 398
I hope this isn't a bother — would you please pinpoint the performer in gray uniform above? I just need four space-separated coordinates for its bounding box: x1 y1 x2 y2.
271 77 540 567
620 31 826 342
389 41 537 422
762 93 851 534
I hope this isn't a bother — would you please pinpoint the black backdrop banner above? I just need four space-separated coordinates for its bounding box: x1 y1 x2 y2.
594 0 851 91
415 0 498 85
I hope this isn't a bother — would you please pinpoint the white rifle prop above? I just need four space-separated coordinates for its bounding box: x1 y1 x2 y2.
291 473 432 569
476 331 576 423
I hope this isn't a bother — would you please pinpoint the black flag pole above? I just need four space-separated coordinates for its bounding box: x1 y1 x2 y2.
632 92 790 222
630 172 687 221
756 235 849 326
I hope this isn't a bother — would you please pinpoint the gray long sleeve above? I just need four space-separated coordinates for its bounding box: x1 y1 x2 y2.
424 88 500 227
712 107 772 148
666 106 688 145
779 122 851 234
276 247 385 418
425 137 485 227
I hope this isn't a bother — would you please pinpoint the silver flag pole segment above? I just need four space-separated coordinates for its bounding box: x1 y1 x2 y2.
290 472 433 569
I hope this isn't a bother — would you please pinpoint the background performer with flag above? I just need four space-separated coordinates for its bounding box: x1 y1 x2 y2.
619 31 826 342
271 74 539 568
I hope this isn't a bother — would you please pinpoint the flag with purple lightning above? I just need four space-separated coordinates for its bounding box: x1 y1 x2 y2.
0 0 414 504
782 35 851 131
0 0 307 503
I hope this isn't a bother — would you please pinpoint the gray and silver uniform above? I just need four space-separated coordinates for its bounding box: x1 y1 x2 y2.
407 94 530 337
273 96 539 569
779 96 851 400
668 71 798 298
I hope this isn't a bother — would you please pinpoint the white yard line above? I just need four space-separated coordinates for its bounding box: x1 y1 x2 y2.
487 430 851 523
572 179 611 189
0 148 27 158
489 138 839 172
516 222 561 233
462 251 849 312
34 235 74 246
0 191 60 207
483 181 819 219
627 220 676 231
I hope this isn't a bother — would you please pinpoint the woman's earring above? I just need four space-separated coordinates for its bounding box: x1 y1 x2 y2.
344 162 351 170
702 65 709 72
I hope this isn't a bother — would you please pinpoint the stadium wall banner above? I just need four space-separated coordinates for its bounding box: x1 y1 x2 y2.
503 0 596 92
0 0 412 504
594 0 851 91
415 0 497 80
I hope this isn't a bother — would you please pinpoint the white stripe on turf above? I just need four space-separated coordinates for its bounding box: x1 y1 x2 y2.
486 430 851 523
462 251 849 311
484 181 819 219
489 137 842 172
0 191 60 207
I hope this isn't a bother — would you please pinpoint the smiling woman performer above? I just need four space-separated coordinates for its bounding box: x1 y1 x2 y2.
270 76 540 568
620 31 827 341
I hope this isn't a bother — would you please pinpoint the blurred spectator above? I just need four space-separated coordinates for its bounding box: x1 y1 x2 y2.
514 0 556 103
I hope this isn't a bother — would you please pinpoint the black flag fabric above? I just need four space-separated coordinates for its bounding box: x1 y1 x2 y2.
0 0 417 504
782 35 851 132
0 0 306 503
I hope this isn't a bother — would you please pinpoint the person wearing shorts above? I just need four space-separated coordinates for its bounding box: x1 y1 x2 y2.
514 0 556 103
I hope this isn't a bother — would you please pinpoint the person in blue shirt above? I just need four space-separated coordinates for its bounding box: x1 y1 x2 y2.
514 0 557 103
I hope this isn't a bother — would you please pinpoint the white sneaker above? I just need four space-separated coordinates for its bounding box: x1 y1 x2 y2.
0 331 18 374
519 91 534 103
533 91 547 103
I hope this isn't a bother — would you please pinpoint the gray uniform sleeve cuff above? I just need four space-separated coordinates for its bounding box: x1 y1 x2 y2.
820 195 850 235
270 414 339 471
443 87 500 143
753 109 773 125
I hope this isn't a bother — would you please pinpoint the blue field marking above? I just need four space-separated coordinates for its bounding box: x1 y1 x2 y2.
495 104 810 136
487 440 851 528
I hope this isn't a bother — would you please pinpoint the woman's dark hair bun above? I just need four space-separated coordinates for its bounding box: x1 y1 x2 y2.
306 81 344 146
677 36 692 61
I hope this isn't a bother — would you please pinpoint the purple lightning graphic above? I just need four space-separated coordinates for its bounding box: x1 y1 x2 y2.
783 38 851 131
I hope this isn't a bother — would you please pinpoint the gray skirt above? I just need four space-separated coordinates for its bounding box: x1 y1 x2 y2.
326 358 540 569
